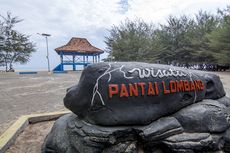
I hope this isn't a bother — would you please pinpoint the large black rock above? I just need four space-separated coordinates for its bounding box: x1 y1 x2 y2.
64 62 225 125
42 62 230 153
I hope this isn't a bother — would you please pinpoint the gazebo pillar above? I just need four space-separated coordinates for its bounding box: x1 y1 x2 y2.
73 55 76 71
98 55 100 62
87 56 88 63
60 52 64 71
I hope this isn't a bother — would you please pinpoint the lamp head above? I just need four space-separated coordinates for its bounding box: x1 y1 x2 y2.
41 33 51 37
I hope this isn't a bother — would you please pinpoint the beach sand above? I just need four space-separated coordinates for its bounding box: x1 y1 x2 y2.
1 70 230 153
0 71 81 135
0 71 229 136
6 121 55 153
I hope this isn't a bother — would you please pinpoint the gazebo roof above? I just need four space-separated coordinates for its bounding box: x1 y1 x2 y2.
55 37 103 54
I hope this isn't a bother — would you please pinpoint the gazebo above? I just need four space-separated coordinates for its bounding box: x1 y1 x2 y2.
53 37 104 71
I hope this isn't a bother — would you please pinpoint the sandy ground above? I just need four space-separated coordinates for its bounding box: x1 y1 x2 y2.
212 71 230 97
6 121 55 153
0 71 229 136
0 71 229 153
0 71 81 135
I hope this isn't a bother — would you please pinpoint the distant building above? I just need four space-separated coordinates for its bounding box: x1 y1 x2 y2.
53 37 104 71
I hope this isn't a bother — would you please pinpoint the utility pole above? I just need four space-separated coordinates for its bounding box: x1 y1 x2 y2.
37 33 51 72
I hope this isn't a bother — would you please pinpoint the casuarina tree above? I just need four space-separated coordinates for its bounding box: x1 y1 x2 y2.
0 12 35 71
105 6 229 66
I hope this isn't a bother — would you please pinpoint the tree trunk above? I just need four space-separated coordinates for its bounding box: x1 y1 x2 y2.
9 62 13 71
5 62 8 72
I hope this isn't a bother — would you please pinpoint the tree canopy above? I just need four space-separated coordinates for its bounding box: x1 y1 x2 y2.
0 12 35 71
105 6 230 65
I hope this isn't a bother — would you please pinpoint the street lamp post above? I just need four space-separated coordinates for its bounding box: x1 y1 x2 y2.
37 33 51 72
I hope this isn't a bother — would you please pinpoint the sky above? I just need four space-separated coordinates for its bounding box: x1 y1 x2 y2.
0 0 229 71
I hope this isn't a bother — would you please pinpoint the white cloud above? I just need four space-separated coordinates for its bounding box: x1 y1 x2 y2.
126 0 229 24
0 0 229 70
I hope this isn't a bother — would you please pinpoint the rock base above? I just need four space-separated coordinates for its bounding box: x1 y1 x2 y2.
42 97 230 153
